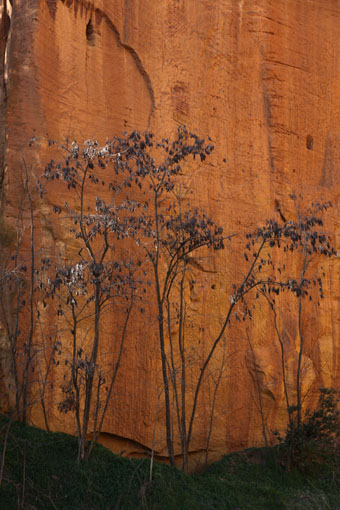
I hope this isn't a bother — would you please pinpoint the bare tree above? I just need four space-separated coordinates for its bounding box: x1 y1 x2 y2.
118 127 226 469
21 159 35 423
39 138 142 461
0 161 38 423
255 197 336 440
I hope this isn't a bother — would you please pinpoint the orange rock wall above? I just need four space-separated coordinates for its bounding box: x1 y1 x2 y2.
1 0 340 468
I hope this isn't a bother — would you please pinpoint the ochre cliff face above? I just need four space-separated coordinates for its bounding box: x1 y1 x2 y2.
1 0 340 469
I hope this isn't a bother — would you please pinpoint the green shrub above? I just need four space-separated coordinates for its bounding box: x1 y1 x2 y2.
276 388 340 472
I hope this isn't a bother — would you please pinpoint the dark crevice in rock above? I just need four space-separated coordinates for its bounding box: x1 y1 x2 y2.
45 0 57 20
86 17 95 45
102 11 155 128
97 431 214 468
0 0 11 207
274 199 287 223
61 0 155 128
306 134 313 150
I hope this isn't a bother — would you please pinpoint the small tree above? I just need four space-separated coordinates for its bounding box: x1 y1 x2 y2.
0 161 39 423
39 138 143 461
0 205 26 417
181 196 335 469
248 197 337 468
258 199 335 424
114 127 226 469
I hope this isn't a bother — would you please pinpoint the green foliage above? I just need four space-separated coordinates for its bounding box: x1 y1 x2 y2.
276 388 340 472
1 418 340 509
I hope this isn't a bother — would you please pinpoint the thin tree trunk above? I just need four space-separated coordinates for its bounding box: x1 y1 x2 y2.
260 291 292 426
186 301 235 454
70 303 81 442
153 191 175 466
22 164 35 423
166 296 181 440
79 282 101 462
88 291 134 458
296 236 308 428
246 329 268 447
0 415 14 486
205 337 227 467
157 297 175 465
178 265 187 471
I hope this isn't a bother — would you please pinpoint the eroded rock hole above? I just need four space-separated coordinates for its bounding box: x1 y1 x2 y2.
2 0 12 87
86 18 95 46
306 134 314 150
275 199 287 223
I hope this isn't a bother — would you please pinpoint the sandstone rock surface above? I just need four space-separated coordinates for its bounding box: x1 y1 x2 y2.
1 0 340 469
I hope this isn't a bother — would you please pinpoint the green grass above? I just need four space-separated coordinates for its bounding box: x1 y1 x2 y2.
1 418 340 509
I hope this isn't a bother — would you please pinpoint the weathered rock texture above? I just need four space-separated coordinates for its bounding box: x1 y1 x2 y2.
1 0 340 469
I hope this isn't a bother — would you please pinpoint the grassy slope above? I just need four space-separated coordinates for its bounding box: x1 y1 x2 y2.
1 419 340 509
